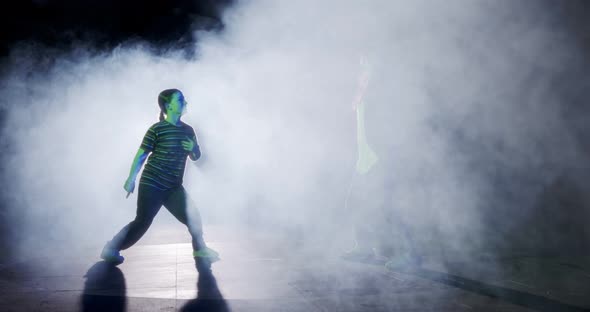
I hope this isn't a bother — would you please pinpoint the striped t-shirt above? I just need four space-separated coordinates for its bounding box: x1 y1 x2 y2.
139 120 200 190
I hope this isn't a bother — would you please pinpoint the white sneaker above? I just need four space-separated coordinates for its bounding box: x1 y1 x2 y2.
193 247 220 263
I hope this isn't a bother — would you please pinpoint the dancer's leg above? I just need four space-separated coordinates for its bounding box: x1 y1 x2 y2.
163 186 206 252
109 184 164 251
343 171 379 259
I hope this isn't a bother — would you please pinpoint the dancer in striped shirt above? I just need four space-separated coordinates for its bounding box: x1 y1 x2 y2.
101 88 219 271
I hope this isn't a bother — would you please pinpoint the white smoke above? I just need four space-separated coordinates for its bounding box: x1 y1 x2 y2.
0 0 587 272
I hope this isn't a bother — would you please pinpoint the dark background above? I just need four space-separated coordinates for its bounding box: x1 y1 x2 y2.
0 0 234 60
1 1 590 58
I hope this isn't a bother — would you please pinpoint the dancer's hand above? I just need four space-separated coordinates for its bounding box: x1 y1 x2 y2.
182 136 196 152
124 178 135 198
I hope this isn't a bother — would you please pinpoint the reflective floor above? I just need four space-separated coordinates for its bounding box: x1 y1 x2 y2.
0 222 588 311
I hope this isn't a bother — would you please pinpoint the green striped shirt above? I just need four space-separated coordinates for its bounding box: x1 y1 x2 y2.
139 120 199 190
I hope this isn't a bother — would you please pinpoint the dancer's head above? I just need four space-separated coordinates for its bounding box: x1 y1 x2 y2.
158 89 187 121
359 52 372 74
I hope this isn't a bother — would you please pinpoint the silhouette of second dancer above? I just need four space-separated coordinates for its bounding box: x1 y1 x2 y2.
341 54 421 269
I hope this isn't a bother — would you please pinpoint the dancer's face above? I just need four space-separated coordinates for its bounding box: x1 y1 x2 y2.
166 92 188 116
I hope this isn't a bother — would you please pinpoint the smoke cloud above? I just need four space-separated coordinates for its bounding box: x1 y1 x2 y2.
1 0 589 275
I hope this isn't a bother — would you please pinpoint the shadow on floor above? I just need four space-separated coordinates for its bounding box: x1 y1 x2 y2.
343 256 589 312
80 261 127 312
409 268 589 312
180 259 230 312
